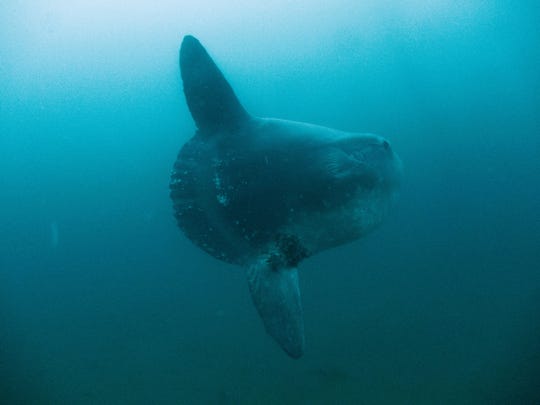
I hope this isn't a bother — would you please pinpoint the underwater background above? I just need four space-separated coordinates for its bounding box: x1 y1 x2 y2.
1 1 539 403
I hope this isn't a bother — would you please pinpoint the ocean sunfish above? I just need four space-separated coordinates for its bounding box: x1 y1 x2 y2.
170 35 402 358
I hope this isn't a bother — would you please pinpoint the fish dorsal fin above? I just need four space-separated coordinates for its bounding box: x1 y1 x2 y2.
180 35 250 132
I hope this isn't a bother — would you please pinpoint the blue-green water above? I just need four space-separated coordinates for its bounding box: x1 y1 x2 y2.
1 1 539 403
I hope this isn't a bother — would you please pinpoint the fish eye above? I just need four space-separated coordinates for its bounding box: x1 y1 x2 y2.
382 140 390 150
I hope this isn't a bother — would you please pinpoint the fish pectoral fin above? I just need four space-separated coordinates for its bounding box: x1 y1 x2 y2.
246 258 305 359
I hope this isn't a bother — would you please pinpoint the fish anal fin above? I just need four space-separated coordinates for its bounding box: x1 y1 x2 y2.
247 258 305 359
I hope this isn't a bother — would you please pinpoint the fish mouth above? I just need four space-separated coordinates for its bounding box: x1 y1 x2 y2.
346 148 402 191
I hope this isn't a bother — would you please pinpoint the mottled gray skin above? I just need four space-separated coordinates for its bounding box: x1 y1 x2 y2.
170 35 401 358
171 118 400 265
